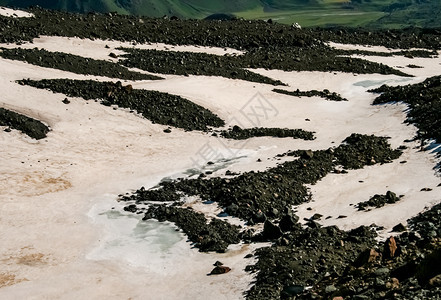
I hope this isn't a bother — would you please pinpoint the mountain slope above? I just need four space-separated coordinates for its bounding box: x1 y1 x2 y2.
372 0 441 28
1 0 441 28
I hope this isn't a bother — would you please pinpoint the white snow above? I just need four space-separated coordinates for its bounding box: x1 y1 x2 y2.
0 6 33 18
0 35 440 299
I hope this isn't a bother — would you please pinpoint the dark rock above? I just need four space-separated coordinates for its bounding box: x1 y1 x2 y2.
262 220 283 240
307 220 322 228
392 223 407 232
429 274 441 287
279 214 299 232
354 248 380 267
357 191 401 210
281 285 304 297
0 48 158 81
144 205 240 252
220 126 314 141
210 265 231 275
213 261 223 266
20 79 225 132
311 213 323 220
274 88 348 101
252 211 266 223
416 248 441 285
124 204 137 213
0 108 49 140
62 98 70 104
370 75 441 143
301 150 314 159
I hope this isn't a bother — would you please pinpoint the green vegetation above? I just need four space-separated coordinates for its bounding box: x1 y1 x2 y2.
1 0 441 28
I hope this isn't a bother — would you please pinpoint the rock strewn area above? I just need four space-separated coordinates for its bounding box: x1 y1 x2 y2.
370 75 441 143
337 49 438 59
0 47 161 81
273 88 348 102
121 134 402 232
18 79 225 131
2 8 441 51
298 203 441 300
247 204 441 300
0 107 49 139
0 9 432 78
239 47 411 77
356 191 402 211
219 125 315 140
119 48 285 85
246 225 378 299
142 205 241 253
314 27 441 50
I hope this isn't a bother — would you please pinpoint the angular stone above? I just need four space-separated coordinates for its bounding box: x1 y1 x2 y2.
354 248 380 267
281 285 304 297
384 236 398 258
279 214 299 232
375 267 390 276
392 223 407 232
210 265 231 275
325 285 337 293
262 220 283 240
429 274 441 287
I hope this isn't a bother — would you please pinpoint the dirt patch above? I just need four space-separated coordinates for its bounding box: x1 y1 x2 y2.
0 171 72 197
0 273 26 288
16 253 47 266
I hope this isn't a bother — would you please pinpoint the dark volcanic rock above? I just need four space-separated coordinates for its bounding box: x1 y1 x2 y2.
220 126 314 140
0 47 160 81
262 220 283 241
333 134 402 169
210 265 232 275
18 79 225 131
123 134 401 223
0 107 49 139
356 191 401 211
370 75 441 143
353 248 380 267
0 8 423 79
279 214 300 233
143 205 241 253
392 223 407 232
119 48 285 85
273 88 348 101
246 225 378 299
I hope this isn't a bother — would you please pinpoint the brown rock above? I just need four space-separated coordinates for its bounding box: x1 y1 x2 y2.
333 297 344 300
386 277 400 289
429 274 441 287
210 265 231 275
354 248 380 267
384 236 398 259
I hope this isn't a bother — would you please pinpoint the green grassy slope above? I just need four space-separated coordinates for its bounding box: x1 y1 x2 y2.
0 0 440 28
0 0 127 14
373 0 441 28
